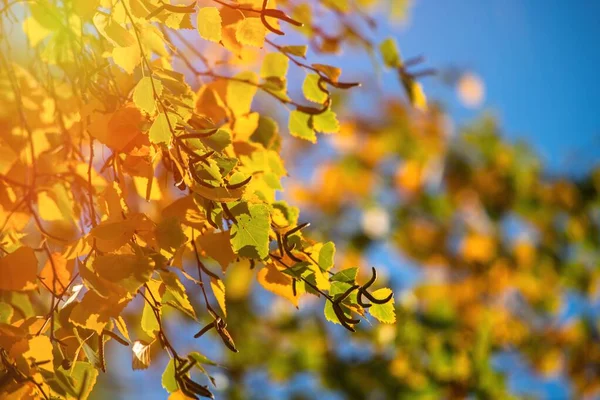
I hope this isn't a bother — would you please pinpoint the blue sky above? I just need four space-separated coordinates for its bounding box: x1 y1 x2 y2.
399 0 600 173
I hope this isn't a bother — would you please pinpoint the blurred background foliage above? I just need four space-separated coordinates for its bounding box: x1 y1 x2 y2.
94 98 600 399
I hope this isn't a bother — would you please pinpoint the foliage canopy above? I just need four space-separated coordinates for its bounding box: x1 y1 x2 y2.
0 0 416 398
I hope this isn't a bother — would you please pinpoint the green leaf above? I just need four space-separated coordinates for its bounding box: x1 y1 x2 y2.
312 109 339 134
9 292 35 318
133 77 162 114
330 267 357 283
271 200 299 227
251 116 281 150
70 362 98 400
302 73 327 104
289 110 315 142
0 303 13 323
369 288 396 323
230 203 270 259
324 281 356 325
161 358 178 393
201 128 232 152
380 37 402 68
149 113 176 144
188 351 218 366
318 242 336 271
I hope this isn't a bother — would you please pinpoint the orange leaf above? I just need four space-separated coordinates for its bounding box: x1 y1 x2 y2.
39 252 74 296
257 262 299 307
89 104 144 152
0 247 38 291
168 390 196 400
196 230 236 272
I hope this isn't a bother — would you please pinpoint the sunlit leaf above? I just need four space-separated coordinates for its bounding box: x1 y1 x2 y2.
236 18 266 47
162 359 178 393
132 340 152 370
257 262 299 307
230 203 270 259
197 7 222 42
380 37 401 68
288 110 315 142
210 277 227 317
369 288 395 323
133 77 162 115
302 73 327 103
312 109 339 134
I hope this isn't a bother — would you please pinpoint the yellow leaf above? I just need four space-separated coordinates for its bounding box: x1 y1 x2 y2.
233 112 260 141
133 175 162 201
0 247 38 291
133 77 161 115
73 0 100 19
11 335 54 372
236 18 266 47
112 44 141 74
210 277 227 317
162 196 207 230
22 16 52 47
410 81 427 111
37 191 63 221
197 7 222 42
89 220 136 253
257 262 299 307
226 71 258 117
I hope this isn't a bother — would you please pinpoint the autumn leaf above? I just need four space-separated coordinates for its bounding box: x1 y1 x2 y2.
39 252 74 295
196 230 237 272
210 277 227 317
197 7 222 42
236 18 266 47
257 262 299 307
302 73 327 103
0 247 38 291
230 203 270 259
69 291 131 334
133 77 162 115
289 110 315 142
368 288 396 323
312 109 339 134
